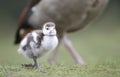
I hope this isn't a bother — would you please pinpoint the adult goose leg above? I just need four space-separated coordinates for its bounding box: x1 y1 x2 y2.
48 35 85 65
62 35 85 65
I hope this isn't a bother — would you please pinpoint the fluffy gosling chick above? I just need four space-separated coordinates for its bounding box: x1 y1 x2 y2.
18 22 58 68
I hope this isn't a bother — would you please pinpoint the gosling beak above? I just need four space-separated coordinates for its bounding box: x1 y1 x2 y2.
49 30 56 35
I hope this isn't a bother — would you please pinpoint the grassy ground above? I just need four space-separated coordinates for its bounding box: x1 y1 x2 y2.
0 63 120 77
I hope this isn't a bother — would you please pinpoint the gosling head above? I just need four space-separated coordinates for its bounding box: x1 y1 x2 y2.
42 22 57 36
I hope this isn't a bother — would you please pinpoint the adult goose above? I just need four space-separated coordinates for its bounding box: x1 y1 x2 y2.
15 0 109 64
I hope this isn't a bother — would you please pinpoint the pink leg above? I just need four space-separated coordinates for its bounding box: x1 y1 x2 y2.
62 35 85 65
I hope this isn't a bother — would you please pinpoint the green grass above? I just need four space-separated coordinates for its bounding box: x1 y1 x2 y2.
0 63 120 77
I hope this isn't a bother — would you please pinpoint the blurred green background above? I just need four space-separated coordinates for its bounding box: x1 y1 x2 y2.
0 0 120 65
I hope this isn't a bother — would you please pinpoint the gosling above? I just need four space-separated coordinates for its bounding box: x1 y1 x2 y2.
18 22 58 68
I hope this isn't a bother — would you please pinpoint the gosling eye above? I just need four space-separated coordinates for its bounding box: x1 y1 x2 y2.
46 27 49 30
